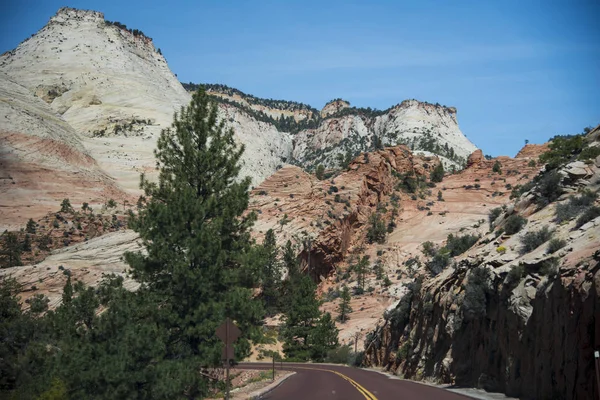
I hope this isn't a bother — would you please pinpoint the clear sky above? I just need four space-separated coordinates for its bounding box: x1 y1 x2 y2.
2 0 599 156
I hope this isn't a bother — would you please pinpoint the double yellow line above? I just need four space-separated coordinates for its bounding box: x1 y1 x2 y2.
294 366 378 400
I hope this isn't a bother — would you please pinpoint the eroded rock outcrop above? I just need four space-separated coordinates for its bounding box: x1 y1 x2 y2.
249 146 437 279
363 150 600 399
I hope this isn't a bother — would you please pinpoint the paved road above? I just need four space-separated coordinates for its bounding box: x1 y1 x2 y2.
239 362 471 400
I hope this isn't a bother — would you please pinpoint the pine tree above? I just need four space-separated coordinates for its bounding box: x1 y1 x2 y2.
366 212 386 244
0 232 22 268
309 312 339 361
353 256 369 292
315 164 325 180
261 229 282 316
60 198 73 213
21 234 31 252
125 87 264 395
26 218 36 234
281 272 321 361
430 162 445 183
337 285 352 323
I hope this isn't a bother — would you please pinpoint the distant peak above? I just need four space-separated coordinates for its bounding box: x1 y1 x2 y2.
396 99 456 114
51 7 104 23
321 99 351 118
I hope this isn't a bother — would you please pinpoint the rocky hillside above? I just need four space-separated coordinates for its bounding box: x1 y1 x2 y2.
362 128 600 399
186 82 478 172
0 7 293 229
294 99 476 172
0 72 129 230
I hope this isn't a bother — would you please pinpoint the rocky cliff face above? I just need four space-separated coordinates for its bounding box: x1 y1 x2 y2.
0 72 128 230
293 99 477 171
0 7 293 229
363 140 600 399
249 146 438 279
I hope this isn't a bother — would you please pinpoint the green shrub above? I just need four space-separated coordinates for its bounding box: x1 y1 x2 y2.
492 161 502 174
535 171 563 206
60 198 73 213
539 134 585 170
430 163 445 183
366 212 387 244
547 238 567 253
488 207 502 230
519 226 553 254
506 264 525 284
504 215 527 235
555 191 598 223
445 233 479 257
315 164 325 180
347 351 364 367
539 258 559 276
575 206 600 229
396 340 412 360
528 159 537 167
325 345 352 364
425 250 451 276
578 145 600 161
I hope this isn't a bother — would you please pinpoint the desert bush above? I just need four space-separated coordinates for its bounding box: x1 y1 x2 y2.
366 212 387 244
496 246 506 254
539 258 559 276
504 215 527 235
347 351 364 367
520 226 553 254
430 163 445 183
445 233 479 257
539 134 585 170
547 238 567 253
575 206 600 229
506 264 525 284
578 145 600 161
535 171 563 206
325 345 352 364
488 207 502 230
425 250 451 276
492 161 502 174
555 191 597 223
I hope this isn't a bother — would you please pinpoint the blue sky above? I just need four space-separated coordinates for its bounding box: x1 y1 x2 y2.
2 1 599 156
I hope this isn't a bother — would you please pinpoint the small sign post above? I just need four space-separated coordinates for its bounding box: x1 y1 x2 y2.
595 351 600 400
216 318 241 400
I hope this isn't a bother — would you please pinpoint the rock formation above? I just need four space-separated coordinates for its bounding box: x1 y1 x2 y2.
362 138 600 399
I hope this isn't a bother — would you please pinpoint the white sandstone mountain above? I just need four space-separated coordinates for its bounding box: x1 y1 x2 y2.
0 7 292 228
1 6 476 230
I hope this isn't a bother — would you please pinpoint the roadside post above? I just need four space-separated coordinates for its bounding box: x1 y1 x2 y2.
216 318 241 400
272 355 275 381
595 350 600 400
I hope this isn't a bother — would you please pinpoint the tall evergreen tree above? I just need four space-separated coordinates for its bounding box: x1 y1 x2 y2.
281 272 321 361
309 312 339 361
337 285 352 323
26 218 36 234
125 87 264 395
0 232 22 268
261 229 282 316
430 162 445 183
353 256 369 292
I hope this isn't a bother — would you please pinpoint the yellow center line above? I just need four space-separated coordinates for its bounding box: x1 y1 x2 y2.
293 366 378 400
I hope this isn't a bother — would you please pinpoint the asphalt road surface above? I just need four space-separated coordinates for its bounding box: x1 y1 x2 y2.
239 362 471 400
